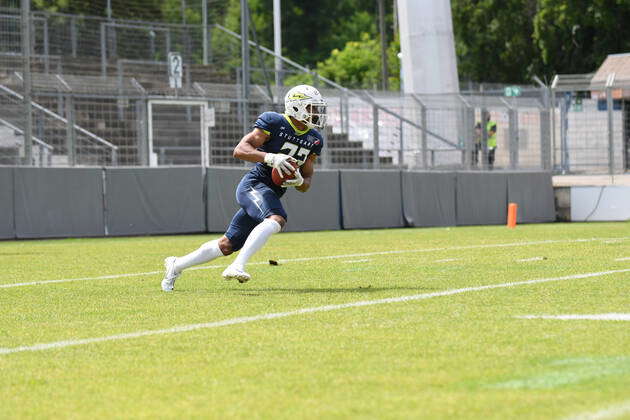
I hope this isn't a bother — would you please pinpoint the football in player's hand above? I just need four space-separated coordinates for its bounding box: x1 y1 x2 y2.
271 160 299 186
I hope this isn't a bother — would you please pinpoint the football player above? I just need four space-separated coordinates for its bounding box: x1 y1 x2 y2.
161 84 326 291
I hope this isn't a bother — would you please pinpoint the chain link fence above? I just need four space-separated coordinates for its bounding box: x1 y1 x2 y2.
550 73 629 174
1 4 628 174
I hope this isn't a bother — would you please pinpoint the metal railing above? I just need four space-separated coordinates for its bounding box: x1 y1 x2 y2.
0 83 118 165
1 7 627 173
0 116 53 166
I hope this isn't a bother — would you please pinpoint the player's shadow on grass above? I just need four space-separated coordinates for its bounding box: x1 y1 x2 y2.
228 286 438 295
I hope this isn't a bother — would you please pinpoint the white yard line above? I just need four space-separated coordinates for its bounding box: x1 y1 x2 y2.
0 264 223 289
516 257 546 262
562 401 630 420
434 258 460 263
614 257 630 262
518 314 630 321
2 236 629 290
0 271 163 288
1 268 628 355
342 259 370 264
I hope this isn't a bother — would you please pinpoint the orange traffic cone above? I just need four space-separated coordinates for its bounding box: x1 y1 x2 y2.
507 203 518 228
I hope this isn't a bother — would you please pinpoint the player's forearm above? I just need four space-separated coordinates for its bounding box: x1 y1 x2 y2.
296 177 311 193
233 129 270 163
233 143 266 163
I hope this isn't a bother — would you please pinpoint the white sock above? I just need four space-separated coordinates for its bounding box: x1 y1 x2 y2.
232 219 281 270
174 239 223 273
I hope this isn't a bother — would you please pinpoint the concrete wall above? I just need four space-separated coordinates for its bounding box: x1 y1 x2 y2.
570 186 630 221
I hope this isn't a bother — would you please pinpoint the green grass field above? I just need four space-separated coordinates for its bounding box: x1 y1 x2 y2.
1 222 629 419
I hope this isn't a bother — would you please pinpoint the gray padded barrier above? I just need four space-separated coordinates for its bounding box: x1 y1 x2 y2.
402 171 456 227
340 170 404 229
456 171 508 226
283 170 341 232
206 168 341 233
0 167 14 239
507 172 555 223
14 167 104 238
206 167 249 232
105 167 205 236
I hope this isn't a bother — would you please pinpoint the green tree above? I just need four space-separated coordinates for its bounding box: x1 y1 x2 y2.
220 0 397 89
451 0 539 84
533 0 630 78
285 32 400 90
222 0 389 69
317 33 382 89
31 0 170 21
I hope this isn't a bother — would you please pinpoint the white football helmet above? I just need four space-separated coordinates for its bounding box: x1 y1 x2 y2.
284 84 327 129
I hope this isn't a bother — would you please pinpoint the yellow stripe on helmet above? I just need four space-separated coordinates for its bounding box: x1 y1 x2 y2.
288 93 311 100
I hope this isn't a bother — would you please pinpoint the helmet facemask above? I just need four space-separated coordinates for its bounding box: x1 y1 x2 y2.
303 102 327 129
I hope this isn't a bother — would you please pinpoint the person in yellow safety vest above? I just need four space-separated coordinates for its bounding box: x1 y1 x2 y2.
486 114 497 170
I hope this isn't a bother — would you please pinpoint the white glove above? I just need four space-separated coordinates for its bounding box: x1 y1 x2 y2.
282 168 304 188
264 153 296 178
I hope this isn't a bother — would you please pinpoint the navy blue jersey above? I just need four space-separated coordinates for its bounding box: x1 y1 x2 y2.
248 111 324 196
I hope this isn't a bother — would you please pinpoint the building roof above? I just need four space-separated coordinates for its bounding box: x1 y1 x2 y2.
591 53 630 86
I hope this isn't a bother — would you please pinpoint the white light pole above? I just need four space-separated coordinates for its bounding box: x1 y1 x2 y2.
273 0 282 93
21 0 33 165
398 0 459 94
202 0 208 65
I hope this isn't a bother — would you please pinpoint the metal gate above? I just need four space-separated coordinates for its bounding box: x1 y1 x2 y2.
147 99 212 166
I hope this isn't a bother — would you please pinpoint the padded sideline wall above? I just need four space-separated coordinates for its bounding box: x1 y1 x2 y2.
403 171 456 227
507 172 555 223
0 168 14 239
340 170 404 229
456 172 508 226
2 168 556 239
455 171 555 225
206 167 249 232
14 168 104 238
283 170 341 232
105 167 205 236
206 168 341 233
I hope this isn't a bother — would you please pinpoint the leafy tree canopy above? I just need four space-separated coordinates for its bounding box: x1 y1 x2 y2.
26 0 630 88
534 0 630 78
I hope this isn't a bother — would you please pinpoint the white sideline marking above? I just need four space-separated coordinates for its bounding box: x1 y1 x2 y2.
518 313 630 321
2 236 629 290
615 257 630 261
0 264 224 289
1 268 628 355
562 401 630 420
342 259 370 264
434 258 460 263
516 257 546 262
